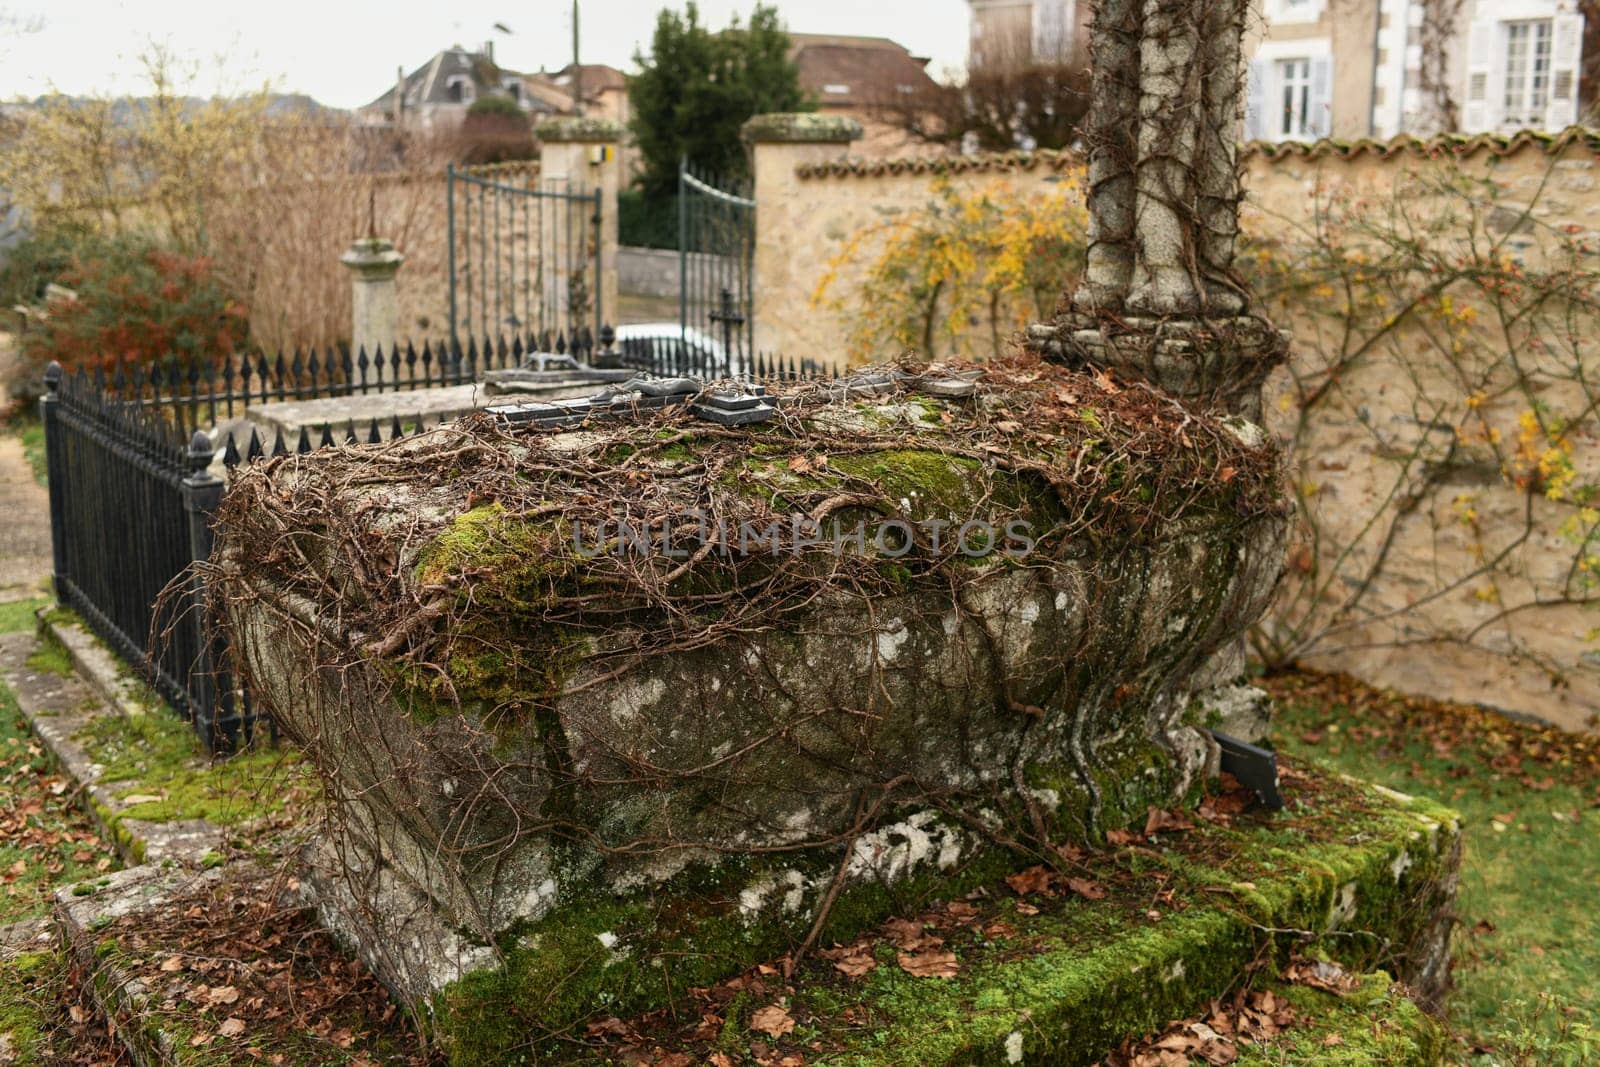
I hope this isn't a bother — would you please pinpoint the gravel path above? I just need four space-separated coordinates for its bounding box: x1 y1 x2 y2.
0 336 51 604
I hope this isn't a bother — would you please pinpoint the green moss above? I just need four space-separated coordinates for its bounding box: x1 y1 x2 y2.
427 768 1457 1066
19 418 48 486
793 777 1457 1066
77 708 310 835
24 631 73 677
1271 677 1600 1055
0 951 61 1062
427 769 1458 1066
1235 974 1445 1066
0 598 49 635
431 818 1024 1064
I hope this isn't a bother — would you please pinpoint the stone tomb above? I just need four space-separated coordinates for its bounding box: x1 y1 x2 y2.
215 364 1292 1029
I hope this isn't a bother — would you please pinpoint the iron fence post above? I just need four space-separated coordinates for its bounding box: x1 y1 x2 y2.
678 157 689 338
181 431 227 750
447 163 458 342
39 363 69 598
591 187 604 344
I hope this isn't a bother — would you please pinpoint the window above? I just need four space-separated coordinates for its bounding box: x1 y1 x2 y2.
1503 19 1553 127
1266 0 1323 25
502 79 524 104
1278 58 1313 138
446 75 474 105
823 83 851 95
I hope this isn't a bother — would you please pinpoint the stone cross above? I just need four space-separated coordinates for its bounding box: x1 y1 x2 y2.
1032 0 1284 417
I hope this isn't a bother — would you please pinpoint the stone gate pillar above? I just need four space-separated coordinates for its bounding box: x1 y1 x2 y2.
537 118 622 347
742 114 862 367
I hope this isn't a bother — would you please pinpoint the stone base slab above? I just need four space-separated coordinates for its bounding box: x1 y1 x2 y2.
306 762 1460 1063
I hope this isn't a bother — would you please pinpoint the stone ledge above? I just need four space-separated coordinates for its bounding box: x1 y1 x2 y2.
535 117 623 143
45 612 143 719
742 112 864 145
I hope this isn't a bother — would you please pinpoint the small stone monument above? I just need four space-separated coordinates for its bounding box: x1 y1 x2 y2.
340 235 405 374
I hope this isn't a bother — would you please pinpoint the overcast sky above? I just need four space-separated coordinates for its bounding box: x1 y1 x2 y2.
0 1 973 108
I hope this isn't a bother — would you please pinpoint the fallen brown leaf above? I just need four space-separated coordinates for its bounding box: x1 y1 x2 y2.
898 950 961 978
1065 877 1107 901
1145 808 1196 835
1005 866 1055 896
750 1004 796 1038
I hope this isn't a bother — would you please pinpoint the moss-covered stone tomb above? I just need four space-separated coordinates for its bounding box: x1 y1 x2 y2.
206 0 1461 1056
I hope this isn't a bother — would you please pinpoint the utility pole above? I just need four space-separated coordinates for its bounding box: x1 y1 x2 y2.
572 0 585 117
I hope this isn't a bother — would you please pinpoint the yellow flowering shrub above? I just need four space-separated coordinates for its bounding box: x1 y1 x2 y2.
813 178 1087 362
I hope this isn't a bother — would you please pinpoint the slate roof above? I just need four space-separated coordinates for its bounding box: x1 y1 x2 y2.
787 33 939 108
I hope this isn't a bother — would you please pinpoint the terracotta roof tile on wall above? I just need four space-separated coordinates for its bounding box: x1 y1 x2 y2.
793 126 1600 179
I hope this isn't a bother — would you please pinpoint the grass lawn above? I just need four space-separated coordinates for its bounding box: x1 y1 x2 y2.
1267 671 1600 1065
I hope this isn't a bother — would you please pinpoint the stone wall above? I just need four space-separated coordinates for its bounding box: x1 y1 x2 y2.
747 128 1600 730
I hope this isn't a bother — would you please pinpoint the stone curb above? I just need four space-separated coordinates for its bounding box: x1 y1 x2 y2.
43 612 144 719
0 631 223 868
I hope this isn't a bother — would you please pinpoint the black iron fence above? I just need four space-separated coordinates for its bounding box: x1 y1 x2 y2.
103 329 612 437
40 331 832 751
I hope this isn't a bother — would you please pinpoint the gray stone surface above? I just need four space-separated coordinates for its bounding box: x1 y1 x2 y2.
56 864 230 1067
238 378 621 439
1190 683 1274 745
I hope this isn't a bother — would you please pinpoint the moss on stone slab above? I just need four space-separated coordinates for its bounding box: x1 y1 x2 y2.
426 764 1460 1065
1235 973 1446 1066
75 707 312 835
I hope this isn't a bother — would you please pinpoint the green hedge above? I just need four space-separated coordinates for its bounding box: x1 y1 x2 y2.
619 189 679 250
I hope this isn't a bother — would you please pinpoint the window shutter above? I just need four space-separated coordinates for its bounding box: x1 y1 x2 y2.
1548 12 1584 130
1308 56 1334 138
1244 58 1268 141
1463 20 1496 131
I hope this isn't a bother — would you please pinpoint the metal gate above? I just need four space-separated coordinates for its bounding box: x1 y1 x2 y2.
678 161 755 373
447 164 603 345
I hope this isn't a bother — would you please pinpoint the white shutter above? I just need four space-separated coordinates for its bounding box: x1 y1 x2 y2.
1308 55 1334 138
1463 20 1496 131
1244 58 1269 141
1547 12 1584 130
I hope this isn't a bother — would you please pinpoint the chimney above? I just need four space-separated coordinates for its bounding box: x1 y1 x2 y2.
484 40 495 64
394 65 405 125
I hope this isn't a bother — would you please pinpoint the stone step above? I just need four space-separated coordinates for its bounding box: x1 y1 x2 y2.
55 864 229 1067
52 862 426 1066
0 628 225 868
